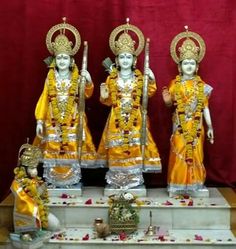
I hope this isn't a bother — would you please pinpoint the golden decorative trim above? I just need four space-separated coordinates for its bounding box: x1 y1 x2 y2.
18 141 42 168
170 26 206 63
46 17 81 56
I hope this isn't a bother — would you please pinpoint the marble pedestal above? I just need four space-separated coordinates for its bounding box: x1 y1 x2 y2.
104 184 147 197
47 183 82 197
169 186 209 198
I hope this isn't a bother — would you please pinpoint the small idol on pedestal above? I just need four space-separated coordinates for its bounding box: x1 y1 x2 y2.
162 26 214 197
97 18 161 195
34 18 97 191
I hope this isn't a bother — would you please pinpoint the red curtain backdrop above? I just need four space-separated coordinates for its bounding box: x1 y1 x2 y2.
0 0 235 200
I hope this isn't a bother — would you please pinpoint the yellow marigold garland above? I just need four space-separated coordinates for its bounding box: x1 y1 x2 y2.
175 75 204 165
48 64 79 144
108 68 143 150
14 167 49 229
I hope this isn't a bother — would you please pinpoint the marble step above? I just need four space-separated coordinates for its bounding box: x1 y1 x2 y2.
3 227 236 249
49 187 231 229
0 187 235 249
1 187 233 231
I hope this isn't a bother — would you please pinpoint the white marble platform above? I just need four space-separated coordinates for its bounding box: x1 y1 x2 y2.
2 227 236 249
1 187 235 249
49 187 231 229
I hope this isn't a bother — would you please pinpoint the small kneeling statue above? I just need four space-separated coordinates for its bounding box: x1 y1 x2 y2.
11 141 60 243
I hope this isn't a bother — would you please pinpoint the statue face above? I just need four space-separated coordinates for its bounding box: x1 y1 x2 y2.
181 59 197 77
117 52 134 70
27 167 38 178
55 53 71 71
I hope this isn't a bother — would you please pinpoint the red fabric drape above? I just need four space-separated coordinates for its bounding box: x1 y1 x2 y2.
0 0 235 200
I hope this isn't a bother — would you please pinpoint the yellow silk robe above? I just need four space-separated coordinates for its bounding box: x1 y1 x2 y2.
167 76 213 192
11 180 42 232
34 69 96 187
97 69 161 188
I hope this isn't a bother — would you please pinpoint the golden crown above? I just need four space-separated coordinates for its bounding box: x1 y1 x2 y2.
46 17 81 56
115 32 136 55
170 26 206 64
18 141 42 168
109 18 145 56
179 38 199 61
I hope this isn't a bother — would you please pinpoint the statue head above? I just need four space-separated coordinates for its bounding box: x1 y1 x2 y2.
116 52 137 71
180 58 198 77
55 53 72 71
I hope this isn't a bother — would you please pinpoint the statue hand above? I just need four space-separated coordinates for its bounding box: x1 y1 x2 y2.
145 68 155 81
162 86 172 106
36 120 44 139
207 126 214 144
100 83 109 99
81 69 92 83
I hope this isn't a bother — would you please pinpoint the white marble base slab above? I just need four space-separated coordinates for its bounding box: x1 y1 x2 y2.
169 186 209 198
104 184 147 197
46 227 236 248
48 187 230 229
47 183 82 197
3 227 236 249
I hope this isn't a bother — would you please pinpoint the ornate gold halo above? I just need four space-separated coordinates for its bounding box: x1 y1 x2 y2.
46 17 81 56
109 18 145 56
170 26 206 64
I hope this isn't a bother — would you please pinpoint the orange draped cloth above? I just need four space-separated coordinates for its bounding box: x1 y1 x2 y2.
34 67 97 187
97 69 161 188
167 76 213 192
11 180 41 232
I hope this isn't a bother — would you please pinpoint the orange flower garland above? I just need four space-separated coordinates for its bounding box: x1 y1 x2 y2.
108 68 143 149
48 64 79 144
14 167 49 229
174 75 204 165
